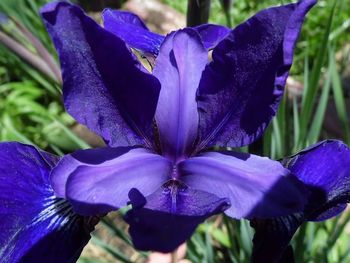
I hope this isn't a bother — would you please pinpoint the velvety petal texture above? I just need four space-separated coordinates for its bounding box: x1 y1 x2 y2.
0 142 97 263
125 185 230 252
41 2 160 148
196 0 317 150
251 140 350 263
51 147 172 215
103 9 164 56
154 29 208 161
179 151 306 219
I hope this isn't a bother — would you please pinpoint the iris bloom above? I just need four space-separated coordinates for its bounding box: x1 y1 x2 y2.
3 0 348 262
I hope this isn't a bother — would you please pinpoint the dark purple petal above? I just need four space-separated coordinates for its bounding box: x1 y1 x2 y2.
51 147 172 215
41 2 160 148
179 151 306 219
283 140 350 221
0 142 97 263
194 24 230 50
102 9 164 56
154 29 208 161
251 140 350 263
196 0 316 149
250 214 303 263
124 184 230 252
102 10 229 56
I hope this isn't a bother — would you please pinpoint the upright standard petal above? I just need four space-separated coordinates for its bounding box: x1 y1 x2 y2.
179 151 306 219
251 140 350 263
125 185 230 252
0 142 97 263
154 29 208 161
196 0 317 150
194 24 230 50
41 2 161 148
51 147 172 215
102 9 164 56
103 10 230 55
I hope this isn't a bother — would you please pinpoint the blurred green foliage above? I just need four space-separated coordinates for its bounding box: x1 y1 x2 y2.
0 0 91 154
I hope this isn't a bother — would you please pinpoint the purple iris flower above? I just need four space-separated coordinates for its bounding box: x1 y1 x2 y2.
41 0 316 252
5 0 350 262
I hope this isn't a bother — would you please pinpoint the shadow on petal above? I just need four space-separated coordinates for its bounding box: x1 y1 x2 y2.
180 151 307 220
245 172 307 219
124 186 230 253
251 140 350 263
250 213 304 263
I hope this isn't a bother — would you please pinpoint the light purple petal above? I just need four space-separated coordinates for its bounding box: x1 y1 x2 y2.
124 185 229 252
102 9 164 56
179 151 306 219
50 147 133 198
41 2 160 148
51 147 172 215
196 0 316 150
154 29 208 161
0 142 97 262
194 24 230 50
283 140 350 221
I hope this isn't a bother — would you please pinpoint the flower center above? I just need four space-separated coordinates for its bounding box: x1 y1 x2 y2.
162 179 187 214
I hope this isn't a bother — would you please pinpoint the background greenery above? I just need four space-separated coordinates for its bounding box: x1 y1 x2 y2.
0 0 349 262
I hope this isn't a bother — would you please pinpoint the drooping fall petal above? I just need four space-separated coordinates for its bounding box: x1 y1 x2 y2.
179 151 306 219
125 185 229 252
0 142 97 263
51 147 172 215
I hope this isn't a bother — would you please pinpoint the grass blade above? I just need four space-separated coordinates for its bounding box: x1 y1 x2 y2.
299 1 336 147
329 47 350 144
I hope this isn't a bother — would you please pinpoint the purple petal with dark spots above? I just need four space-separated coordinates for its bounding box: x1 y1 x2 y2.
124 184 230 252
179 151 306 219
0 142 97 263
41 2 160 148
196 0 317 150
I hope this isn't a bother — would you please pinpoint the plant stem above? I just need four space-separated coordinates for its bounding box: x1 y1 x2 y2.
186 0 211 26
